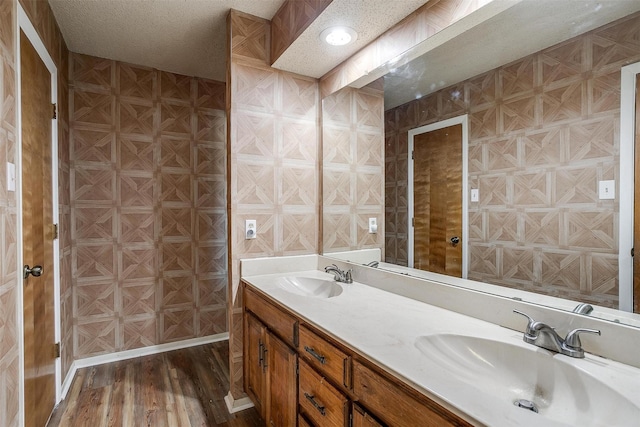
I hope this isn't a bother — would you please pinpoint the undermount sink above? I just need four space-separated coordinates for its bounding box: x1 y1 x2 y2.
414 334 640 426
275 276 343 298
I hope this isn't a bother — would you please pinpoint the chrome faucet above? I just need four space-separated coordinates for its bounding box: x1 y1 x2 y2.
514 310 600 358
572 303 594 315
324 264 353 283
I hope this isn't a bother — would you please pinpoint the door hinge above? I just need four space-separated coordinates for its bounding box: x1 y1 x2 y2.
411 217 415 227
411 150 414 160
632 248 635 257
52 103 57 119
54 342 60 358
53 223 59 240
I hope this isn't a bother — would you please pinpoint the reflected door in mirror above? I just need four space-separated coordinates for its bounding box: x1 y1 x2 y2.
413 124 462 277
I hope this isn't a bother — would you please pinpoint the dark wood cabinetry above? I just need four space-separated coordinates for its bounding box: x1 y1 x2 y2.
352 404 384 427
243 307 297 426
299 359 349 426
243 280 474 427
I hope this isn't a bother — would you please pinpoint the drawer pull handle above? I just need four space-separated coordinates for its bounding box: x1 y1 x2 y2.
304 346 326 364
304 392 326 416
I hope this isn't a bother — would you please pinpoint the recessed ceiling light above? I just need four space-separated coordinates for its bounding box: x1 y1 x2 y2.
321 27 358 46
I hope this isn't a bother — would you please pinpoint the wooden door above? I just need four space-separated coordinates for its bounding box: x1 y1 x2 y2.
21 31 56 427
244 312 267 419
267 332 297 427
634 73 640 313
412 124 463 277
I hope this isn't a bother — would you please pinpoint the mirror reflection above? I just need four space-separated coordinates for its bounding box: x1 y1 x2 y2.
322 4 640 327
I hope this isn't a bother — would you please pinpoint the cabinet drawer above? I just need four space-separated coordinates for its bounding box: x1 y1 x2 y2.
352 404 384 427
299 359 349 427
353 360 472 427
299 325 351 389
244 284 298 347
298 414 313 427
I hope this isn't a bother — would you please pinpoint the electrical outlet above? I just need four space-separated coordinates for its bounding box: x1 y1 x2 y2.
245 220 257 239
368 218 378 234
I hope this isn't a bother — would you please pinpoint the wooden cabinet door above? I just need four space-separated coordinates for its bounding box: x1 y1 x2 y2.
267 332 298 427
244 313 267 419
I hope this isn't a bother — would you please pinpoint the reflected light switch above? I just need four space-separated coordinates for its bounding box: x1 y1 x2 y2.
598 180 615 200
470 188 479 202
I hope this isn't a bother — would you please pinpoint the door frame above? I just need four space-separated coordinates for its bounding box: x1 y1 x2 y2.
407 114 469 278
620 62 640 313
16 3 62 422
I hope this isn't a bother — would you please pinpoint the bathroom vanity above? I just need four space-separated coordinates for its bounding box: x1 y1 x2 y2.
240 255 640 427
243 281 471 426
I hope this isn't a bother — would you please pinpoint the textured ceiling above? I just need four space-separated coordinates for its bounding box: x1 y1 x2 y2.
48 0 430 82
48 0 287 82
271 0 428 78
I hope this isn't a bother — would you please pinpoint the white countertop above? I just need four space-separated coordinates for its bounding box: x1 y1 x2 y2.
242 269 640 427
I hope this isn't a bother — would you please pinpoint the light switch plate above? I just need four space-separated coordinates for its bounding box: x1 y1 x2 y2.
245 220 257 239
6 162 15 192
598 180 615 200
470 188 479 202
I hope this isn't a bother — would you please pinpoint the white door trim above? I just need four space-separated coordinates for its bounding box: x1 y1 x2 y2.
16 4 62 423
619 62 640 313
407 115 469 278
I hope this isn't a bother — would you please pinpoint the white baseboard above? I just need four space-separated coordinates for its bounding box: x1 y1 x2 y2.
224 391 255 414
60 333 229 400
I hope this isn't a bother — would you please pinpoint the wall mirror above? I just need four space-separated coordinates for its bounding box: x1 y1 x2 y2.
322 0 640 328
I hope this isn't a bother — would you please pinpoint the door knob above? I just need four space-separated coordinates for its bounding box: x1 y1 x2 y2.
24 265 43 279
450 236 460 246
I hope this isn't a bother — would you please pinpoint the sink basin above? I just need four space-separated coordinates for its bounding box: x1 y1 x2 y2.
275 276 343 298
414 334 640 426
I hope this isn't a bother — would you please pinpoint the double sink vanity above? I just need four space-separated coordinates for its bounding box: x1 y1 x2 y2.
240 254 640 426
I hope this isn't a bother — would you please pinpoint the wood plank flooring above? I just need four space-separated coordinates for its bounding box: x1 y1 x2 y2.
47 341 263 427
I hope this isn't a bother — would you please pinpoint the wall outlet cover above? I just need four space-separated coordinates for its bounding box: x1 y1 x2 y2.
368 217 378 234
245 219 257 239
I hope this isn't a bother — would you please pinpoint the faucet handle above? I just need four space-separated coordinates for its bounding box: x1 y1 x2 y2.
345 269 353 283
564 328 601 349
513 310 536 335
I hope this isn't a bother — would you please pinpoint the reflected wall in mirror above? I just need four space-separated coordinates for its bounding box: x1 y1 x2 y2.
323 81 385 254
385 12 640 310
323 7 640 320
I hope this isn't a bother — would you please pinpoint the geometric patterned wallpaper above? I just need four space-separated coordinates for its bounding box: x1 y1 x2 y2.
69 53 227 358
227 9 320 399
1 0 70 425
385 11 640 309
323 83 385 255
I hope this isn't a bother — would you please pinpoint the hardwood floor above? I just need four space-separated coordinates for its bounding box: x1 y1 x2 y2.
47 341 263 427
